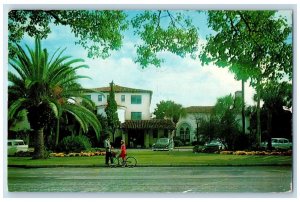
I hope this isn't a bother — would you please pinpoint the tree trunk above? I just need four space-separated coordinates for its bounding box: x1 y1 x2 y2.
267 108 273 150
32 128 45 159
242 79 246 136
256 82 262 149
55 118 60 146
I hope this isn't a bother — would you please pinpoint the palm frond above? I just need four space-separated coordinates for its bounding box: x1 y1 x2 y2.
8 98 28 120
47 99 62 118
9 37 101 142
64 104 101 140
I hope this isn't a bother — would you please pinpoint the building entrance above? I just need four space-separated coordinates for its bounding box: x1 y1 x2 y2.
128 129 145 148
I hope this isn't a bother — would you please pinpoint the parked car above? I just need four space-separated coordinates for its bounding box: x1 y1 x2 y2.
261 138 292 150
152 138 173 151
8 139 29 156
202 140 225 153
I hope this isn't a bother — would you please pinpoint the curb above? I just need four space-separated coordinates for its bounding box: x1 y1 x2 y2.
8 163 292 168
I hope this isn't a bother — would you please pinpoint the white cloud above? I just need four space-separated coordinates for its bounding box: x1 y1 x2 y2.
14 15 257 114
76 41 256 113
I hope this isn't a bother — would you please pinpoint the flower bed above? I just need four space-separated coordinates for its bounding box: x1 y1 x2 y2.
49 151 106 157
220 150 292 156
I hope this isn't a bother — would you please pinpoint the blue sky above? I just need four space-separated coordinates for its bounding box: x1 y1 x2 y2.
15 10 292 112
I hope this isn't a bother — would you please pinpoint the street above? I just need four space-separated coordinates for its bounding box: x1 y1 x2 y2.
7 166 292 194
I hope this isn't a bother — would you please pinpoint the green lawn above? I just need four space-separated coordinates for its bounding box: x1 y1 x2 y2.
7 150 292 167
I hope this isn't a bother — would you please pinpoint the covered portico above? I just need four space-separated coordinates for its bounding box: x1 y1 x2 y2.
121 119 175 148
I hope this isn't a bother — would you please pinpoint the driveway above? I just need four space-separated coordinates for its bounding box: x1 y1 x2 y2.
6 166 292 195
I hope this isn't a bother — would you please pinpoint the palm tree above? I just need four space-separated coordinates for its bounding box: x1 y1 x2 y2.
260 81 292 150
8 38 101 159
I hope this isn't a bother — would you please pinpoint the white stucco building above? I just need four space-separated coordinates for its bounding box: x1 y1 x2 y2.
85 83 175 148
176 106 215 144
86 84 153 122
176 92 250 144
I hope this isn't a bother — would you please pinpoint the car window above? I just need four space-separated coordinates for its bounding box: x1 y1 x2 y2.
157 138 168 144
8 142 12 146
15 141 25 145
272 139 278 143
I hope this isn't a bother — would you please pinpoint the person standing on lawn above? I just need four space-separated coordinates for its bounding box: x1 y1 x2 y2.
104 136 113 166
119 140 127 166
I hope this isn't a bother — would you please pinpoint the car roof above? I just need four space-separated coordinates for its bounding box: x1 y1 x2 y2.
272 138 288 140
8 139 24 142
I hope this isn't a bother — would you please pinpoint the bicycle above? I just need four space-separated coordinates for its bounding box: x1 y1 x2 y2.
110 152 137 168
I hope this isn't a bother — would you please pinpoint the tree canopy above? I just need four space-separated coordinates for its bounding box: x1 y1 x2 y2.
200 10 292 83
199 10 292 147
153 100 186 124
8 10 199 68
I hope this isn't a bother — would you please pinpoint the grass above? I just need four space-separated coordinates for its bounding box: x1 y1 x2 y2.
7 150 292 167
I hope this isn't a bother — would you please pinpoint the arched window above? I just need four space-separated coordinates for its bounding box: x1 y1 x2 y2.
177 123 191 142
180 127 185 139
185 128 190 136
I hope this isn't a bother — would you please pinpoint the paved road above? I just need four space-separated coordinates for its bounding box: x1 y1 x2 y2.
7 166 292 194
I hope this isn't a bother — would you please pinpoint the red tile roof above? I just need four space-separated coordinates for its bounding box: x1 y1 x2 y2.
185 106 214 113
89 84 153 95
121 119 175 130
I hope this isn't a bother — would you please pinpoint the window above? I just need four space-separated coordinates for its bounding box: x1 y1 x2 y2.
180 127 185 140
131 95 142 104
85 95 91 100
178 123 191 142
121 95 125 102
131 112 142 120
98 95 102 102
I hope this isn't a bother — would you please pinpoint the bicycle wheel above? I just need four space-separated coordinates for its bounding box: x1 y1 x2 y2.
111 156 119 167
125 156 137 167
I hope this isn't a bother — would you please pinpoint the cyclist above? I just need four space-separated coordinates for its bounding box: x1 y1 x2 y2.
119 140 127 167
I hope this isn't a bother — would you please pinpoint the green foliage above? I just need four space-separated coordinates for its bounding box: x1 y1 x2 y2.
254 81 292 148
9 10 200 68
58 135 92 153
8 10 128 59
153 100 186 124
196 115 218 143
196 94 243 150
173 136 184 147
261 81 292 109
8 38 101 158
104 81 120 138
200 10 292 83
213 94 243 150
131 10 199 67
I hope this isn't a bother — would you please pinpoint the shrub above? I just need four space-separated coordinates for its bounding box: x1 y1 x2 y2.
192 141 199 146
193 145 204 153
174 139 184 147
58 135 92 153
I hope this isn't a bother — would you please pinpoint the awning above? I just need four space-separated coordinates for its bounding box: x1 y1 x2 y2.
121 119 175 130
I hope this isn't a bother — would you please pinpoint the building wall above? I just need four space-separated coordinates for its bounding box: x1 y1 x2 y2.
87 92 151 121
176 112 250 144
176 113 211 143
